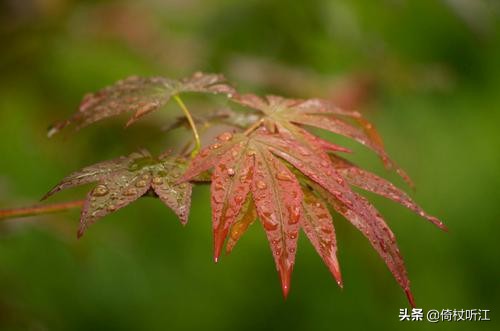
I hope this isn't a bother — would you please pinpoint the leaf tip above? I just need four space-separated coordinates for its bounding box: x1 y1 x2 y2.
40 187 59 202
125 116 136 128
405 288 416 308
430 216 448 232
76 227 85 239
333 269 343 289
278 262 293 300
213 228 228 263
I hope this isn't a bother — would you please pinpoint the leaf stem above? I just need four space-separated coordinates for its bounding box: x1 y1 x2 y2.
244 118 264 136
173 94 201 157
0 200 85 221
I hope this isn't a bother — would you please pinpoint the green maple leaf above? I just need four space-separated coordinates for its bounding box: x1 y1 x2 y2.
48 72 235 136
43 150 192 237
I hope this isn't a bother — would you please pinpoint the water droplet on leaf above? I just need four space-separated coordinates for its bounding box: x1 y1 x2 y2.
92 184 109 197
256 180 267 189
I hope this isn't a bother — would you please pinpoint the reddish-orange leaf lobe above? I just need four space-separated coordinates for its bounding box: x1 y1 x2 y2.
210 140 254 262
301 190 342 287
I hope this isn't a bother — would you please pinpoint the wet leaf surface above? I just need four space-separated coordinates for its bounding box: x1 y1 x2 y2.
232 93 413 186
180 111 443 304
43 150 192 237
37 73 445 305
48 72 235 136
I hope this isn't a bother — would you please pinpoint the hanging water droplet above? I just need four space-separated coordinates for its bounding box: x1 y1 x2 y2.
227 168 235 176
256 180 267 189
92 184 109 197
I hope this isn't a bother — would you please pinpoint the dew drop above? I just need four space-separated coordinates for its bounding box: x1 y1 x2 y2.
298 147 311 156
239 174 249 183
234 195 244 204
217 132 233 141
92 184 109 197
256 180 267 189
136 180 148 188
230 224 244 240
227 168 235 176
288 207 300 224
123 187 138 196
321 223 333 232
263 219 278 231
276 172 292 181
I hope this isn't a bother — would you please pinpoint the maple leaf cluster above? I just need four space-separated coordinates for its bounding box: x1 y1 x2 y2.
44 72 445 305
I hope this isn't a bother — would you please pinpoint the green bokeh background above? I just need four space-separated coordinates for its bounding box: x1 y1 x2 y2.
1 0 499 330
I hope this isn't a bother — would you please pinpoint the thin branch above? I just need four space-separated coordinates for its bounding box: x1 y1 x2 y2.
173 94 201 157
0 200 85 221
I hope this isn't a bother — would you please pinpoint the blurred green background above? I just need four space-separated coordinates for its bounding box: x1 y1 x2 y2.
0 0 499 330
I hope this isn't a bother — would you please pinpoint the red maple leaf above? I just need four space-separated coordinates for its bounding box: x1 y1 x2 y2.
0 73 445 307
